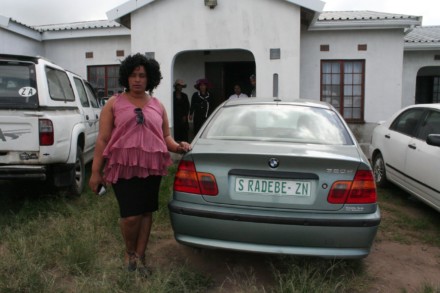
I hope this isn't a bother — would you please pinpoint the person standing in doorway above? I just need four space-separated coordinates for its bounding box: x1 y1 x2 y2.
89 53 191 274
249 74 256 97
228 84 248 100
189 78 214 135
173 79 190 142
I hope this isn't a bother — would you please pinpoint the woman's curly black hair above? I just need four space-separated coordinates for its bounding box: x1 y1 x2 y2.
119 53 162 94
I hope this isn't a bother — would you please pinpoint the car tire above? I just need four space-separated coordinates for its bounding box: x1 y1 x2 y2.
68 146 85 196
373 153 388 187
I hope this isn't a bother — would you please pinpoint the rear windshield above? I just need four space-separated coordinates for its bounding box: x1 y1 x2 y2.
0 62 38 109
203 104 353 145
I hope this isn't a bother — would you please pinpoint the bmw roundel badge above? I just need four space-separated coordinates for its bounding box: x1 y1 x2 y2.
268 158 279 168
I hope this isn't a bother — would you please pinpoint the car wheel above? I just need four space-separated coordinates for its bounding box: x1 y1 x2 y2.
68 146 85 196
373 153 388 187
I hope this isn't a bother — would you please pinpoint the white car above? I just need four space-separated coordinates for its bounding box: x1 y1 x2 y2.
369 104 440 212
0 54 101 195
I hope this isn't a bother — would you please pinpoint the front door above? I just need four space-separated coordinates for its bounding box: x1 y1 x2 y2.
206 61 255 107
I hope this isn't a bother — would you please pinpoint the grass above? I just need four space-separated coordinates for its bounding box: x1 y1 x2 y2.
0 165 439 292
0 165 211 293
377 185 440 246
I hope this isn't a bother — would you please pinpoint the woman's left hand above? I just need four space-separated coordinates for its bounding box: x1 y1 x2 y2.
176 141 191 153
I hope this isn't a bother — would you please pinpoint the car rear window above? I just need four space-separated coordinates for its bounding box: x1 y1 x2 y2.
203 104 353 145
0 62 38 109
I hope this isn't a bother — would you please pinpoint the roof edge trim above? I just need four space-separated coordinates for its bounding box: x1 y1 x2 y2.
107 0 325 23
309 20 422 31
286 0 325 12
404 43 440 51
0 16 42 41
107 0 156 21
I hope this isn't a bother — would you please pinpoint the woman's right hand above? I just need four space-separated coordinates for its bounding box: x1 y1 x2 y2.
89 172 104 195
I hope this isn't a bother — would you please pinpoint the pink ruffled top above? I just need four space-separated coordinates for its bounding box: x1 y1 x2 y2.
103 94 172 183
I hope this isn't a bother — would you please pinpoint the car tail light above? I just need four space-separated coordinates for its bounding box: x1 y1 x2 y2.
39 119 54 145
174 160 218 196
328 170 377 204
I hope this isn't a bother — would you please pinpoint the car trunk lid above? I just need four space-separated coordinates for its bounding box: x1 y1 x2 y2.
191 139 363 211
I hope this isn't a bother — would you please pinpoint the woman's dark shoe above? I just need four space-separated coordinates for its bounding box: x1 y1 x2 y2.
125 251 137 272
136 254 152 277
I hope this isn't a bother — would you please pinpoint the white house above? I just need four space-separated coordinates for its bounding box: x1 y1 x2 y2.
1 0 439 151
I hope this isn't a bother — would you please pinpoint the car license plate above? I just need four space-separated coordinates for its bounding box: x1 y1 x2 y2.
235 177 311 196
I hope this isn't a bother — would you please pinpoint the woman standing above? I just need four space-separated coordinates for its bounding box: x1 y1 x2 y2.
189 78 214 135
89 53 191 274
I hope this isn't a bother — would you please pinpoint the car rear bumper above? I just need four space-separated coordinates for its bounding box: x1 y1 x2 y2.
0 164 75 186
0 165 47 180
168 200 381 259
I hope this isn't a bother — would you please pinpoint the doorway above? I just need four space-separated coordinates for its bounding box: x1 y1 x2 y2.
205 61 255 108
415 66 440 104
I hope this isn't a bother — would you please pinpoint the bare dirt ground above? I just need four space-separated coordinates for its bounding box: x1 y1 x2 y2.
147 234 440 292
148 197 440 293
363 202 440 293
364 240 440 292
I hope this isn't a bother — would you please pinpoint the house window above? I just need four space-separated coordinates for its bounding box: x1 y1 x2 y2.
321 60 365 122
433 77 440 103
87 65 123 100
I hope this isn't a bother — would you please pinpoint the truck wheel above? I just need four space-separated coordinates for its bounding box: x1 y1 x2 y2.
68 146 85 196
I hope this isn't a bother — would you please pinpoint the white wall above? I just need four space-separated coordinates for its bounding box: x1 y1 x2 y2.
43 36 131 79
129 0 302 116
402 50 440 107
0 29 43 55
300 29 406 124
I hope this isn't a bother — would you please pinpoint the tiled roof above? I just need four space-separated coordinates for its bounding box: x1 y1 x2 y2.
312 11 422 30
405 26 440 50
405 26 440 43
33 20 122 32
106 0 325 21
318 11 420 22
0 16 42 41
7 17 35 29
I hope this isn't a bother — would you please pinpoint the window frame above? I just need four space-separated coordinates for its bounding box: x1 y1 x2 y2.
45 66 75 102
320 60 365 123
87 65 123 101
433 77 440 103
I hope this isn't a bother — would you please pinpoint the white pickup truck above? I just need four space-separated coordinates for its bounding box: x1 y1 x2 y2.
0 54 101 195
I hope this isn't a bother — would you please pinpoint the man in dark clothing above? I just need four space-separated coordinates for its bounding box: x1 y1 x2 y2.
173 79 190 142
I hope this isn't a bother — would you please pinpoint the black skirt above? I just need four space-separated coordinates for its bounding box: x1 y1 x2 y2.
112 176 162 218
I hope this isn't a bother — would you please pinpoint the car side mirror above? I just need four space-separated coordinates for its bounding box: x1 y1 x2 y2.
426 134 440 147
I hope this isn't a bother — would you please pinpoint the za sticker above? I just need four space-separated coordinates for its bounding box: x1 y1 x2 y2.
19 87 37 97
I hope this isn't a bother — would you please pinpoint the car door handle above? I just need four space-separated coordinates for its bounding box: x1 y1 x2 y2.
385 134 390 139
86 115 89 120
408 143 416 150
95 114 99 119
